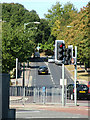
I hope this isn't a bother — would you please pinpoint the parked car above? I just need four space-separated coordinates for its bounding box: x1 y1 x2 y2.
48 56 55 63
87 81 90 99
87 81 90 92
67 83 89 100
38 66 48 75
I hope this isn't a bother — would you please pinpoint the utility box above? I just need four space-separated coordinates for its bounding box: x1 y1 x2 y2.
0 74 16 119
0 74 9 119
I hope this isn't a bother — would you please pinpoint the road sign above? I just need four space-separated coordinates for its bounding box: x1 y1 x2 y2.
42 86 45 92
60 79 67 86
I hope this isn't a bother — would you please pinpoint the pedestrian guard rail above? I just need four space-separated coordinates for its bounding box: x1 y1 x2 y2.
10 86 61 96
10 86 74 104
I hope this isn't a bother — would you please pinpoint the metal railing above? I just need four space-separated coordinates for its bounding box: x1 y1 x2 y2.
10 86 75 104
10 86 62 103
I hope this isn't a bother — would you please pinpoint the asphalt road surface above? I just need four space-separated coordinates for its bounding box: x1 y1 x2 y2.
29 57 74 88
16 109 88 119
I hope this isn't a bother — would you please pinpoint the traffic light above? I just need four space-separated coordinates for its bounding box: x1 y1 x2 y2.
66 48 72 65
57 42 65 62
64 48 68 65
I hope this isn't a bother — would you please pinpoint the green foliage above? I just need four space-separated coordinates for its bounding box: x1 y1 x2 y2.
39 41 54 55
2 3 53 73
65 3 90 67
2 3 40 73
2 1 90 73
45 1 90 68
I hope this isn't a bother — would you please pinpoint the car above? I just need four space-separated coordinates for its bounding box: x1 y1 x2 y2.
55 60 62 65
34 52 40 58
87 81 90 92
87 81 90 99
48 56 55 63
77 84 89 99
67 83 89 100
38 66 48 75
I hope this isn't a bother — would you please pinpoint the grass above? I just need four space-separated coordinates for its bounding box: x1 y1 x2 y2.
39 52 90 83
65 64 90 84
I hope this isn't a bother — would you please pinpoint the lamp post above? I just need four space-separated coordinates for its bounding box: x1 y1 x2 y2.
24 21 40 30
22 21 40 103
67 26 73 28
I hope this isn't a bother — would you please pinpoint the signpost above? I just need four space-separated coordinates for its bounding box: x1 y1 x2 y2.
62 63 65 106
74 46 77 106
16 58 18 86
42 86 45 104
22 62 25 105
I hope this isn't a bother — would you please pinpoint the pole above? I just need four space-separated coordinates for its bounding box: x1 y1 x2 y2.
16 58 18 86
23 62 25 88
22 62 25 105
62 63 65 106
74 46 77 106
33 87 36 103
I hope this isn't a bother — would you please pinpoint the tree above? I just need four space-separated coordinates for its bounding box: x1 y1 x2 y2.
45 1 89 69
44 2 63 27
64 2 90 68
2 3 40 73
45 2 77 39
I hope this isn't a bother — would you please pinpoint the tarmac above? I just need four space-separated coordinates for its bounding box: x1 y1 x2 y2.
10 96 90 119
10 62 90 119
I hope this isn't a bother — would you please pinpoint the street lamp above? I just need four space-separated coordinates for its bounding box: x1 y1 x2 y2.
24 21 40 29
67 26 73 28
22 21 40 104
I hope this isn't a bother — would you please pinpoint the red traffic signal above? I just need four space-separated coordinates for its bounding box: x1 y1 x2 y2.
60 44 63 48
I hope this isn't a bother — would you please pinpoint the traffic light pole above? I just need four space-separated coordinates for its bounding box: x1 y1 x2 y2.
62 62 65 106
74 46 77 106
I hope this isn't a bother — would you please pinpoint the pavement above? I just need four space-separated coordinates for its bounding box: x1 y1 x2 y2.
65 65 88 85
9 96 90 119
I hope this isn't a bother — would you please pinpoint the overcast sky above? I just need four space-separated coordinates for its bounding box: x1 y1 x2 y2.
1 0 89 18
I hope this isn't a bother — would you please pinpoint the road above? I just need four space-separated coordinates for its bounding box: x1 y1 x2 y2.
10 57 89 103
10 57 89 119
16 108 88 119
29 57 73 88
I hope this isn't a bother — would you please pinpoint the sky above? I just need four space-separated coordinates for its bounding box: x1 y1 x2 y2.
1 0 89 18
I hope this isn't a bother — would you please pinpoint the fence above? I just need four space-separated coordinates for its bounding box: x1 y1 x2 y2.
10 86 75 104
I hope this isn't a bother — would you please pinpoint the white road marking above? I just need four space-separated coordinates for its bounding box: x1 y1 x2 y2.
16 110 40 113
45 62 56 87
